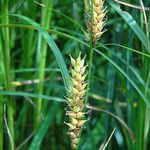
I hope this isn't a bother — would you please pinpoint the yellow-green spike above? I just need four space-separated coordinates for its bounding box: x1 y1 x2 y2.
86 0 106 46
65 52 88 149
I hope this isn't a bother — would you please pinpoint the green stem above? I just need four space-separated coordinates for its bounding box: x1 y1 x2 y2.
19 3 37 145
0 95 3 150
0 37 5 150
85 0 94 104
21 2 36 70
1 0 14 148
135 12 150 150
76 145 78 150
84 0 88 11
34 0 53 130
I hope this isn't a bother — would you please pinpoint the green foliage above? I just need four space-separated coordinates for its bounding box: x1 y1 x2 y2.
0 0 150 149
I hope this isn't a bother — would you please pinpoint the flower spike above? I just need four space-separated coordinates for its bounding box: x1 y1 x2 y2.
65 53 88 149
86 0 107 46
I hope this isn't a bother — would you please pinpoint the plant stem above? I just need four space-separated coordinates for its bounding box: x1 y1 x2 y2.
0 95 3 150
85 0 94 104
84 0 88 11
135 12 150 150
34 0 53 130
0 34 5 150
21 2 37 70
1 0 14 148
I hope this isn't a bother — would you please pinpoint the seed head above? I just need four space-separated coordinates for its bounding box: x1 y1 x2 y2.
86 0 106 46
65 53 88 149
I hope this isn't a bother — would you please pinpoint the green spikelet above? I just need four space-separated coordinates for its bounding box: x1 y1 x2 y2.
86 0 106 46
65 52 88 149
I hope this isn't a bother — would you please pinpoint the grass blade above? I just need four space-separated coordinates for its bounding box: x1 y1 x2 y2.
1 1 14 148
10 14 71 94
0 90 66 103
109 1 149 51
28 103 58 150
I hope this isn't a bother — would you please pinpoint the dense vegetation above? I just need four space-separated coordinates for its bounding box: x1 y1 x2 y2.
0 0 150 149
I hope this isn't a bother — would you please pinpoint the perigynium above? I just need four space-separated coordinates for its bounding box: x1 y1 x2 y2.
65 53 88 149
86 0 106 46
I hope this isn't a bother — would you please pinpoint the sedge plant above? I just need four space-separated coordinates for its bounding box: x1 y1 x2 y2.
65 0 107 148
0 0 150 149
